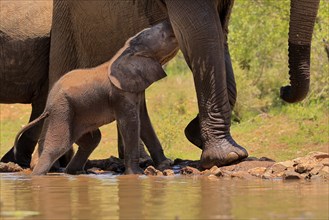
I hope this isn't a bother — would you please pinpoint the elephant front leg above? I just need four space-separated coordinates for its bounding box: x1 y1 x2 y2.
166 0 248 169
117 125 152 168
116 103 144 175
184 42 237 150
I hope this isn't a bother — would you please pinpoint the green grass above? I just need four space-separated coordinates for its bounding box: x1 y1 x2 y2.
1 74 328 163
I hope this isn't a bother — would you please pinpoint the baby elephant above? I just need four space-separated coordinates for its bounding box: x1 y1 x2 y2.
14 20 179 175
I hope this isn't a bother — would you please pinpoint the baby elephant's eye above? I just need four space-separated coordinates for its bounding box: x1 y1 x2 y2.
161 33 165 38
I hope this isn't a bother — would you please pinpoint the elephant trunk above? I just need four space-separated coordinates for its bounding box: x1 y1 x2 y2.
280 0 320 103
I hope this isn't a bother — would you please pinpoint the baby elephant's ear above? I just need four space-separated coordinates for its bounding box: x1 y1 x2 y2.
109 53 167 93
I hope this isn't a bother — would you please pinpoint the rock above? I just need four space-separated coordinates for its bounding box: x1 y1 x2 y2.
313 166 329 179
230 171 253 179
293 156 318 174
221 164 236 172
320 158 329 166
163 169 175 176
0 162 23 172
300 173 311 180
271 163 288 174
220 170 234 178
295 164 308 174
201 166 223 176
248 167 267 177
144 166 163 176
308 151 329 160
209 166 223 176
283 171 301 180
180 166 200 175
221 160 275 173
309 164 324 176
320 166 329 174
270 161 296 174
279 160 296 168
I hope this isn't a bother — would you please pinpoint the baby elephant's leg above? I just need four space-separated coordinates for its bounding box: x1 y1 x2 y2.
32 118 73 175
65 129 101 175
117 126 152 166
139 96 172 170
116 102 144 175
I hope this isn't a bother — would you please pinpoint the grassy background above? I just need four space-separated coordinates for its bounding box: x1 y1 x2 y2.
0 1 328 162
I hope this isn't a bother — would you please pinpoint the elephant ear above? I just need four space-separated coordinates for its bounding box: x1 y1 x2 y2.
109 52 167 93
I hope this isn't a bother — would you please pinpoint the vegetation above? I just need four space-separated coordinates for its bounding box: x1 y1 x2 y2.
0 1 328 162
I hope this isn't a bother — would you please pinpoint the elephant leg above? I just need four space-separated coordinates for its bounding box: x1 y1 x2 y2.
116 104 144 175
139 94 171 171
117 124 152 166
1 84 48 168
65 129 101 175
184 40 237 151
166 0 247 169
32 119 73 175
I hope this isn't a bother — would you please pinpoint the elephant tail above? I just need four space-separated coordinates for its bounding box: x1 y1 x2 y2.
13 111 49 159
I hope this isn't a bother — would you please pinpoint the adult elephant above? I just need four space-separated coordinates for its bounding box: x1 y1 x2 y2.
48 0 320 169
0 1 74 168
0 1 52 167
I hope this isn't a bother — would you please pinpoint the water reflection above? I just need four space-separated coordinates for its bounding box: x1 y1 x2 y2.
0 173 328 219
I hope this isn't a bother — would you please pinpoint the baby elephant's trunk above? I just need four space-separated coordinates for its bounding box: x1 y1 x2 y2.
13 112 49 160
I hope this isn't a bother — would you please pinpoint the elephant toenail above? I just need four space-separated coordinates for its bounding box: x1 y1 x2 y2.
226 152 239 163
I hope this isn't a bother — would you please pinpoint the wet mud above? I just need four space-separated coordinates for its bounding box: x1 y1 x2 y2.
0 151 328 180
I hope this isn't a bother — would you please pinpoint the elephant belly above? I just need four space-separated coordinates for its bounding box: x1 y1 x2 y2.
0 79 35 103
0 36 49 104
70 89 115 138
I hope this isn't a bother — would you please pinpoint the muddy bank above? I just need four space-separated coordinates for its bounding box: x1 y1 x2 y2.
1 152 328 180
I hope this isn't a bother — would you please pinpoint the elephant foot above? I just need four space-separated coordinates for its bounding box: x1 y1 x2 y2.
139 158 154 169
200 135 248 169
1 147 31 168
184 115 203 149
65 168 86 175
125 165 144 175
156 158 173 171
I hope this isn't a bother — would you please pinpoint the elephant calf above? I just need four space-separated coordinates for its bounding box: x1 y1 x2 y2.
14 20 179 175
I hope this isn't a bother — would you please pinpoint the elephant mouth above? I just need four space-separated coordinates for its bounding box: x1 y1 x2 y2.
160 47 179 65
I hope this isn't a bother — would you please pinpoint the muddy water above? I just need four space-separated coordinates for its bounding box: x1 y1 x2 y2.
0 173 328 220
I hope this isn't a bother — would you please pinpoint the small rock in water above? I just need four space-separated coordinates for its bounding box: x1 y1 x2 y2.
180 166 200 175
315 166 329 179
271 163 288 174
201 166 223 177
309 164 324 176
144 166 163 176
163 169 175 176
248 167 267 177
0 162 23 172
283 171 301 180
230 171 253 179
